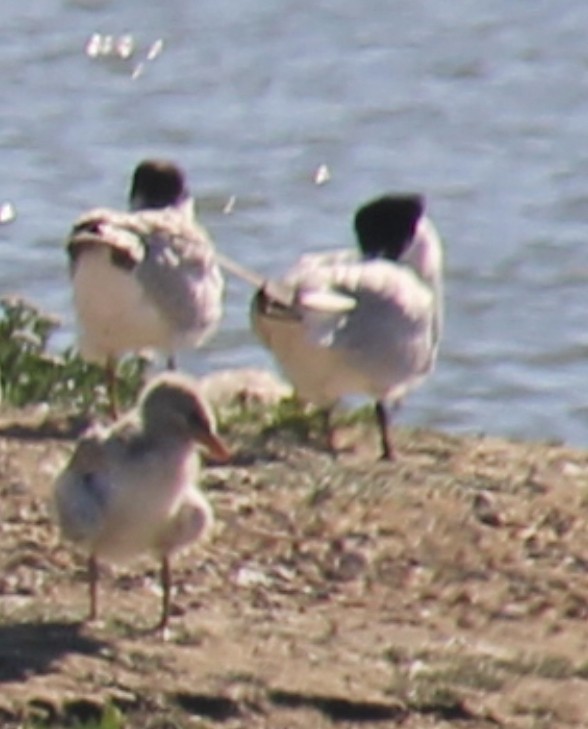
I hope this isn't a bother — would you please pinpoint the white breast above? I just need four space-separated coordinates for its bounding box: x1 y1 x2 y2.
72 247 175 362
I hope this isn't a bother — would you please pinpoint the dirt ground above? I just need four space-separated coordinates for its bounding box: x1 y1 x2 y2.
0 404 588 728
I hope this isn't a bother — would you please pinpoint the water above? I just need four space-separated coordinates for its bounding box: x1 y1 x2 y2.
1 0 587 445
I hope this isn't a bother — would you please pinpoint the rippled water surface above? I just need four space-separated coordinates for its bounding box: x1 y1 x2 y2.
2 0 588 445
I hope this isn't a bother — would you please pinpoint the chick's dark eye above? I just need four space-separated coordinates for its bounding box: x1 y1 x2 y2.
187 409 207 432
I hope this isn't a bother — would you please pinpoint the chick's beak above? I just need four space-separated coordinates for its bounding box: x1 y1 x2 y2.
197 429 231 463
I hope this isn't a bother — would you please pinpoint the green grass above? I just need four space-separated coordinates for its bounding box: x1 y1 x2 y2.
0 296 147 413
27 703 124 729
230 396 373 439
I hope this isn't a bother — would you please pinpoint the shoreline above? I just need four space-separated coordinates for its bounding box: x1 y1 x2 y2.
0 391 587 726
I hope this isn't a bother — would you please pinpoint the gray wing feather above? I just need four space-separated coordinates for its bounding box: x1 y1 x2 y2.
297 260 436 389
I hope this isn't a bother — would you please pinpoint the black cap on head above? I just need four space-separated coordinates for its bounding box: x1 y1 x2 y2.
129 159 189 210
354 194 425 260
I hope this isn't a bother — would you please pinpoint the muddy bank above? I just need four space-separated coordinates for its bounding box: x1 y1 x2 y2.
0 407 587 727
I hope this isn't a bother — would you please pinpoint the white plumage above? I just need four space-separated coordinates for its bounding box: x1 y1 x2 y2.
251 195 443 460
53 371 230 630
67 159 224 414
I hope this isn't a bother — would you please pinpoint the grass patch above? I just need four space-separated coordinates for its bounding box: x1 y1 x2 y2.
385 644 585 711
406 683 469 717
219 396 327 448
262 397 326 440
410 656 507 693
530 654 576 680
0 296 147 413
27 703 123 729
232 397 369 434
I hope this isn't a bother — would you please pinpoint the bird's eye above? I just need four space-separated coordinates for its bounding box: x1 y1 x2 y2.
73 220 102 235
187 409 205 431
